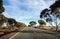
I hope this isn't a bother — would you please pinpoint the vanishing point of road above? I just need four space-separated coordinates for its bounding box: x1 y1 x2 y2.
9 27 60 39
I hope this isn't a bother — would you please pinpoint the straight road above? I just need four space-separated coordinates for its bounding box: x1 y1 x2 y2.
9 27 60 39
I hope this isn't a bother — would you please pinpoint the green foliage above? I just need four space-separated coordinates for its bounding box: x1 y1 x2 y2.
2 27 8 29
0 0 5 13
49 0 60 31
40 8 50 18
50 0 60 13
0 0 3 6
40 0 60 31
40 8 53 25
29 21 37 25
46 18 52 22
50 0 60 18
15 22 26 27
0 14 5 26
28 25 31 27
46 18 53 25
0 0 5 26
38 20 46 25
0 0 27 30
8 18 17 26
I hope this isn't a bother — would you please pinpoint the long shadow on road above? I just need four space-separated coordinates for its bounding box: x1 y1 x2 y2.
18 30 60 38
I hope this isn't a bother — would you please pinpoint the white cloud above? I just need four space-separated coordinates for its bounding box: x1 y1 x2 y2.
3 0 56 25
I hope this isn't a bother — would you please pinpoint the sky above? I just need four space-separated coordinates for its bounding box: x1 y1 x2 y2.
3 0 56 25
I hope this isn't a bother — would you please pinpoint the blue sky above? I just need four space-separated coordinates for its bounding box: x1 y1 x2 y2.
3 0 56 25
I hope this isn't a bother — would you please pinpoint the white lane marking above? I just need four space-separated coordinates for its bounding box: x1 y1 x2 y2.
20 27 26 31
9 27 26 39
9 32 19 39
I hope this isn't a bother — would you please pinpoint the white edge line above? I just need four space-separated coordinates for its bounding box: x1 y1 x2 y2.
21 27 26 31
9 32 19 39
9 27 26 39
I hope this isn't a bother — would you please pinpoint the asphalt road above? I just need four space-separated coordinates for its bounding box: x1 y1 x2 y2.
9 27 60 39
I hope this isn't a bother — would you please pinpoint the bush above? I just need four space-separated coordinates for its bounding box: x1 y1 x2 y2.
2 27 8 29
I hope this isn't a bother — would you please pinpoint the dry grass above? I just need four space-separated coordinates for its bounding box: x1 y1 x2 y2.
0 32 16 39
0 27 25 39
38 26 60 32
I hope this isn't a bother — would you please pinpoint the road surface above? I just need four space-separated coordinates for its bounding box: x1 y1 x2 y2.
9 27 60 39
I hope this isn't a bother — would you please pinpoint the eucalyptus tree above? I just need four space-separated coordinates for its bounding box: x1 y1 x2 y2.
38 20 46 26
49 0 60 31
0 14 7 27
40 8 60 31
15 22 26 28
8 18 17 26
46 18 53 26
40 8 52 25
40 0 60 31
29 21 37 27
0 0 5 14
0 0 5 27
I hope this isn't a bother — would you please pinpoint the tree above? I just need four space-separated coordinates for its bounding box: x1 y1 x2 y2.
7 18 17 30
40 8 53 25
0 0 5 14
50 0 60 18
49 0 60 31
19 22 26 27
15 22 26 28
0 0 5 27
50 0 60 14
59 23 60 26
40 7 60 31
46 18 53 26
0 14 4 26
8 18 17 26
0 14 7 27
28 25 31 27
40 8 49 18
38 20 46 26
29 21 37 27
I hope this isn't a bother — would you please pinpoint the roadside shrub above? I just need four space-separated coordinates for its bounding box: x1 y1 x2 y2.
2 27 8 29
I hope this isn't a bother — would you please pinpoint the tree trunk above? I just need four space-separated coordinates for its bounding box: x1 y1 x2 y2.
56 25 58 31
56 18 58 31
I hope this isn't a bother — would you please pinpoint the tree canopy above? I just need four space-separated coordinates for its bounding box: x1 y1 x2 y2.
40 0 60 31
50 0 60 18
15 22 26 27
40 8 50 18
38 20 46 25
0 0 5 13
8 18 17 26
29 21 37 25
50 0 60 13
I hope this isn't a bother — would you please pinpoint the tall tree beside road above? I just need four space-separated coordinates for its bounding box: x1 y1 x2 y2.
49 0 60 31
8 18 17 26
0 0 5 14
40 0 60 31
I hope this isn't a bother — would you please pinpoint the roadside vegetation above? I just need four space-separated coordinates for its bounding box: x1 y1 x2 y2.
0 0 60 32
28 0 60 32
0 0 60 39
0 0 26 38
